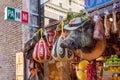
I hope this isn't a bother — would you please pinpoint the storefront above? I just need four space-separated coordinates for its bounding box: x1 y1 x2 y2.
23 0 120 80
85 0 120 80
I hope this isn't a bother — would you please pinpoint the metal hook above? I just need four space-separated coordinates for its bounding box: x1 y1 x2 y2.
104 8 109 15
113 2 117 9
96 8 99 15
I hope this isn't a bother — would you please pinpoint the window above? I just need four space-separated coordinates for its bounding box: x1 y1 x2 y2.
30 0 38 14
69 8 72 11
69 0 71 5
59 16 63 20
59 3 62 7
29 0 39 37
30 14 38 26
29 0 39 32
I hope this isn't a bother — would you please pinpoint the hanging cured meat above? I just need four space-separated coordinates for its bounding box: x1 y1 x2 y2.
52 21 74 61
52 35 74 61
32 39 51 63
93 15 105 40
111 11 118 33
32 29 51 63
104 14 111 39
118 20 120 39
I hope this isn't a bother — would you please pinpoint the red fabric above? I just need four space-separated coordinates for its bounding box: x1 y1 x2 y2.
32 39 50 63
87 61 97 80
39 41 44 60
35 43 39 60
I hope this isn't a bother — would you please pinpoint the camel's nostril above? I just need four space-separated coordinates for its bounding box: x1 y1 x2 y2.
70 41 74 45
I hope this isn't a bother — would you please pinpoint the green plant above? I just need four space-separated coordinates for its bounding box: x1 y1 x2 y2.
66 9 89 22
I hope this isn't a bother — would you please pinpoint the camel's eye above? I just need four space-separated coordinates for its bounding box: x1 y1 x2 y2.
75 29 82 34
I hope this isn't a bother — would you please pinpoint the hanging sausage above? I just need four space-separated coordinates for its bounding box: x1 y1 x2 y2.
104 11 111 39
116 10 120 41
118 19 120 39
111 11 118 33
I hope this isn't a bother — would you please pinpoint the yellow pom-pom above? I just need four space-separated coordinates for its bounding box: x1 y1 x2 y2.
76 71 87 80
78 60 89 70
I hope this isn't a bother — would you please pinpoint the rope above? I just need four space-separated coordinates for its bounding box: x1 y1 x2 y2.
61 20 64 35
40 28 43 40
36 28 43 40
35 20 64 42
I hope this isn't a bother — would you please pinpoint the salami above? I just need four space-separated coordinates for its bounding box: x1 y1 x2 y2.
111 11 118 33
104 14 111 39
118 20 120 39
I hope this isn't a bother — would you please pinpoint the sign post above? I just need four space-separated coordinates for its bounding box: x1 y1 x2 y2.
5 7 15 20
15 9 21 22
22 11 29 23
5 6 29 24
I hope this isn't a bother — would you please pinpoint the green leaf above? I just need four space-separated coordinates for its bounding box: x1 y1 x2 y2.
66 9 90 22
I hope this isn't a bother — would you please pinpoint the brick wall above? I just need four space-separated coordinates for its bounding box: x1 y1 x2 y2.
0 0 22 80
